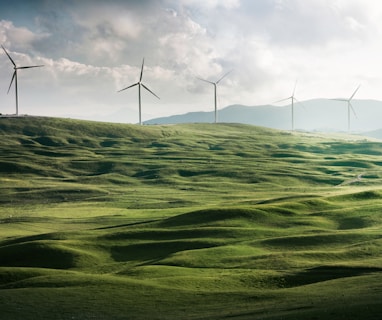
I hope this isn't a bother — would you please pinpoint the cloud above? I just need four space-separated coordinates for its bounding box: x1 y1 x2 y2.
2 0 382 122
180 0 240 10
0 20 49 52
157 11 218 75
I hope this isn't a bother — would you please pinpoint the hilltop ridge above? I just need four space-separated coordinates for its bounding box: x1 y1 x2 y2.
1 116 381 208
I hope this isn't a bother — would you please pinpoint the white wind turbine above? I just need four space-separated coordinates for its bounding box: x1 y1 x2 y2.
331 85 361 132
274 81 302 131
2 45 44 116
197 70 232 123
118 58 160 125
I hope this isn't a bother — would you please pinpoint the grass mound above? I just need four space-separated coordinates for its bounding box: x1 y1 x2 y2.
158 208 273 227
0 231 104 270
0 241 81 269
261 232 378 249
280 265 382 288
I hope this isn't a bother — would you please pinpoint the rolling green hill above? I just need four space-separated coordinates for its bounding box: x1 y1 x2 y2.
0 117 381 319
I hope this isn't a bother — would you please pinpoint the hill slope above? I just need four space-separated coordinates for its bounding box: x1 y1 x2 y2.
0 117 382 319
2 116 382 207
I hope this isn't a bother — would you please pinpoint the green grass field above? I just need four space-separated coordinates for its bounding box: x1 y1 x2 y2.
0 117 381 319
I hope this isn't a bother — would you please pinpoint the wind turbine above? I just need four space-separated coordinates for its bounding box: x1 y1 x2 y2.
331 85 361 132
2 45 44 116
274 81 302 131
118 58 159 125
197 70 232 123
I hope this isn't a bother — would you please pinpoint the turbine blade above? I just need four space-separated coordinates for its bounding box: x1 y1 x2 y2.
294 97 306 110
330 98 347 102
118 82 138 92
216 69 232 84
273 96 292 104
7 71 16 94
349 84 361 101
141 83 160 99
17 65 44 69
349 102 358 118
139 58 145 82
292 80 298 96
1 45 16 67
197 77 215 85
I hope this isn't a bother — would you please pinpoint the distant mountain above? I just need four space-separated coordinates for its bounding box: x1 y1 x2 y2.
144 99 382 133
362 129 382 139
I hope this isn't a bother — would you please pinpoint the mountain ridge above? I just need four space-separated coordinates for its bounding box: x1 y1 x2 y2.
144 99 382 133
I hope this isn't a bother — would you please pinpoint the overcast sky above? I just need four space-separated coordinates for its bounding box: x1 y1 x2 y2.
1 0 382 123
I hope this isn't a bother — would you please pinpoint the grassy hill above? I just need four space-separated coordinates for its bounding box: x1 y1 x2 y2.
0 117 381 319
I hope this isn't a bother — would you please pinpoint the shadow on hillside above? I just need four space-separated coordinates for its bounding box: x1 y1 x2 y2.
111 240 218 262
280 265 382 288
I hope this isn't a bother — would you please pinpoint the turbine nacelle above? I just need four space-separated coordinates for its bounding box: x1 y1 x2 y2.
331 84 361 131
2 45 44 115
273 81 303 131
118 58 160 125
197 70 232 123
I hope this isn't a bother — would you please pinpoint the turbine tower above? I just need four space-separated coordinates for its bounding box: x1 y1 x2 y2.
332 85 361 132
197 70 232 123
2 45 44 116
118 58 159 125
274 81 301 131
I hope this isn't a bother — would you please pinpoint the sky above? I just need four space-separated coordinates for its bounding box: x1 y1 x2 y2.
1 0 382 124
